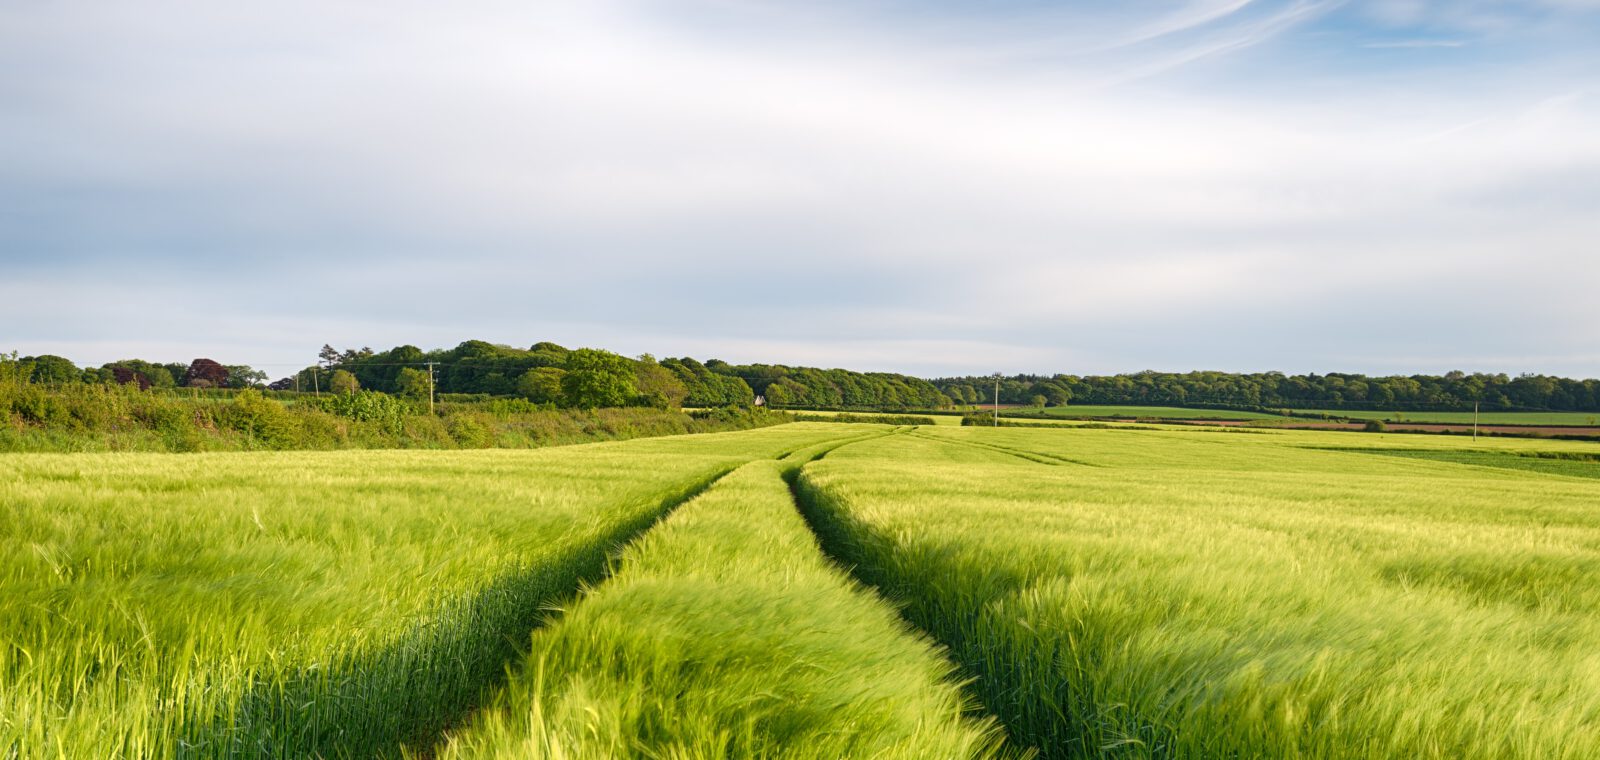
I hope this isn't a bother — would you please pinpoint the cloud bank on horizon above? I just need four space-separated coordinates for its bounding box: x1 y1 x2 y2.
2 0 1597 378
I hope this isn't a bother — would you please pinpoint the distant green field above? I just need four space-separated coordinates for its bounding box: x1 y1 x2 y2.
1012 404 1283 420
1293 409 1600 426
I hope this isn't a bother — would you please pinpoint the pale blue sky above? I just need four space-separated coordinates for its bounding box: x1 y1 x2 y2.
3 1 1598 377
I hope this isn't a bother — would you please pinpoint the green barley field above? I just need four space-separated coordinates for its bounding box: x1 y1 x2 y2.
1289 408 1600 426
5 421 1599 758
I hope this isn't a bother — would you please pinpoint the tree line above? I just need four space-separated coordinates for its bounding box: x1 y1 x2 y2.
16 355 267 391
933 370 1600 412
296 341 755 409
15 345 1600 413
709 362 950 410
9 341 951 412
291 341 955 411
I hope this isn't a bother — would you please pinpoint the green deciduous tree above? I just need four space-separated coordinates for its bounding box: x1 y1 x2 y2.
24 355 78 385
516 367 566 404
561 349 636 408
395 367 432 401
225 365 268 389
330 369 360 396
764 382 793 408
1039 383 1072 407
633 355 688 409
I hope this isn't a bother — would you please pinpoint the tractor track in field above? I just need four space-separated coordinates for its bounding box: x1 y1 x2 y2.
413 427 901 758
910 430 1100 467
783 428 1037 759
181 463 744 760
402 467 737 759
192 425 947 758
789 430 1055 760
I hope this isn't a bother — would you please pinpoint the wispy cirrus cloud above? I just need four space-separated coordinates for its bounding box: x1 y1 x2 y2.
1362 39 1466 48
1089 0 1262 50
1104 0 1338 82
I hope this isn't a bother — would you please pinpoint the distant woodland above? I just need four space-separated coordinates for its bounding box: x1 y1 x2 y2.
10 340 1600 413
7 341 950 412
933 370 1600 413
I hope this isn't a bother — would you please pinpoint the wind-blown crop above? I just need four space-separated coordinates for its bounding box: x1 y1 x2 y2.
796 426 1600 759
12 420 1595 758
0 424 856 758
438 444 1001 758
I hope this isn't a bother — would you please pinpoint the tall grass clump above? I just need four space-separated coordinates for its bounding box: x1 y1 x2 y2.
437 450 1002 759
0 424 857 758
795 426 1600 759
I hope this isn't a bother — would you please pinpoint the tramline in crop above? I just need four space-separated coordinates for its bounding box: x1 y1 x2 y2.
441 437 999 757
0 425 855 758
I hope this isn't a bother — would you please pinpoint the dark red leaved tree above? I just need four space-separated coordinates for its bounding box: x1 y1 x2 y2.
182 358 230 388
110 366 152 390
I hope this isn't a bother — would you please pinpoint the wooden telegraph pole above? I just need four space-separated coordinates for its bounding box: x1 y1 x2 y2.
427 362 437 415
993 373 1002 427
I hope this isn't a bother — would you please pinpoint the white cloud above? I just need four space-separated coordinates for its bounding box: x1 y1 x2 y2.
2 0 1598 376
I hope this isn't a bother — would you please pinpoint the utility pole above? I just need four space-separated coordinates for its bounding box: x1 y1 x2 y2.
312 366 320 397
427 362 437 415
993 372 1002 428
1473 400 1479 442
